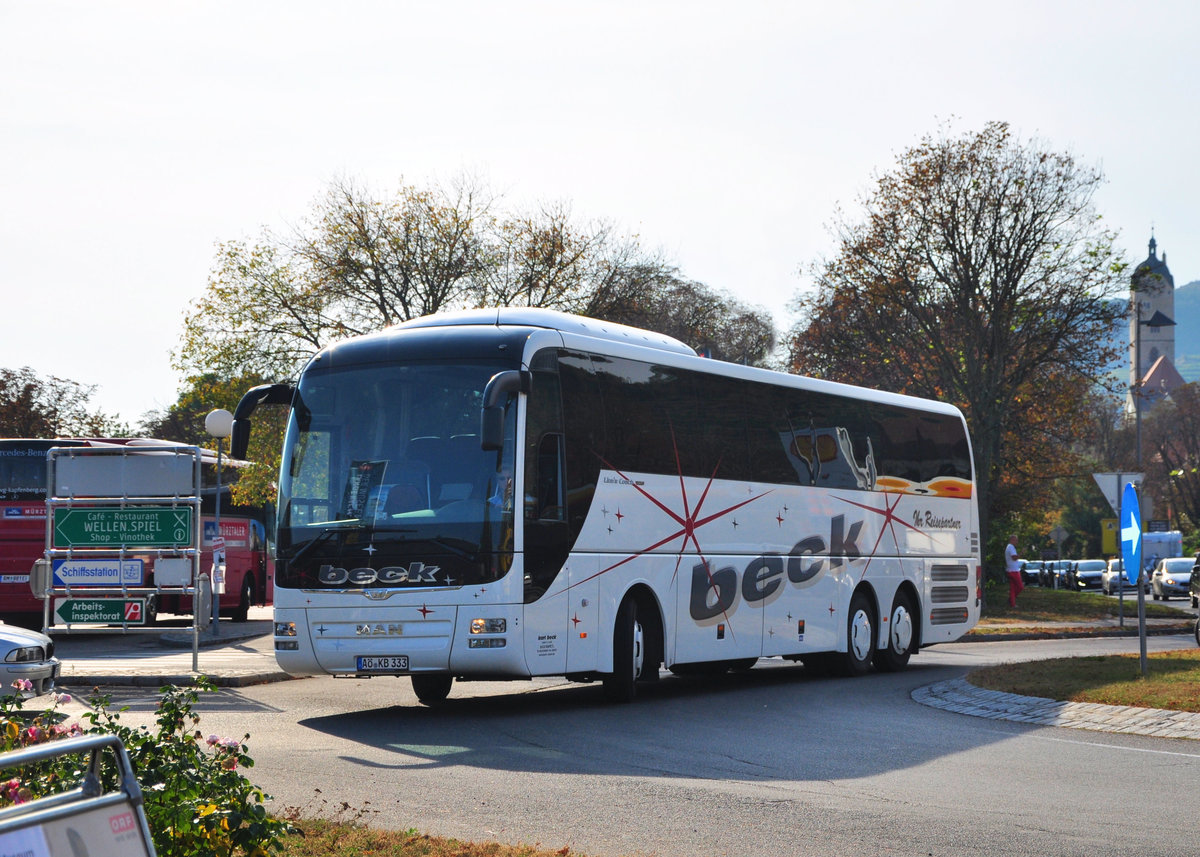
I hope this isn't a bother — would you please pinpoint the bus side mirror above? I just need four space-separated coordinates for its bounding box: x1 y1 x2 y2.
480 370 531 451
231 383 294 459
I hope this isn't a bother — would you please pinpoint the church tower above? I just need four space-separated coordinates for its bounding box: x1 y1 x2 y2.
1128 234 1179 411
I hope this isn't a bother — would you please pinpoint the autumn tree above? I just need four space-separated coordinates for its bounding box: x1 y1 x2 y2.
0 367 129 437
788 122 1127 567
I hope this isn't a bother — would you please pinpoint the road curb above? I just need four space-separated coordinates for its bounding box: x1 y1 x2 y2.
963 624 1194 642
56 670 298 689
914 677 1200 740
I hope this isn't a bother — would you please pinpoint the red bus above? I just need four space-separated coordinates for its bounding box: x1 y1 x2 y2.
0 438 272 626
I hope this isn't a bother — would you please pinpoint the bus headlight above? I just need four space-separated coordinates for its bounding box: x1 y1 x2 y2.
470 618 506 634
274 621 299 650
468 638 506 649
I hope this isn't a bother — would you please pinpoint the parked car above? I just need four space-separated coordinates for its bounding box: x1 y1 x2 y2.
1021 560 1043 586
0 621 59 698
1067 559 1107 591
1039 559 1073 588
1150 556 1194 601
1102 557 1150 595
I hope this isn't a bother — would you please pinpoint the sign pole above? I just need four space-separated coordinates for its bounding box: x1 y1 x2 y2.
1120 481 1148 677
1116 473 1125 629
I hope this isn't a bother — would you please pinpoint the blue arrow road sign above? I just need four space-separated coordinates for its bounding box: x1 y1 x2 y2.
1120 482 1142 585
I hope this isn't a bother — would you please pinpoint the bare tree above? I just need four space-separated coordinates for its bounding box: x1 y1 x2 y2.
176 175 492 381
179 175 778 383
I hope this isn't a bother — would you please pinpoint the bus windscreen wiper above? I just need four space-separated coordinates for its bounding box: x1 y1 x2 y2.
287 523 367 567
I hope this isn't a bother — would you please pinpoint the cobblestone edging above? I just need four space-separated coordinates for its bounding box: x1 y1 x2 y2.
912 678 1200 740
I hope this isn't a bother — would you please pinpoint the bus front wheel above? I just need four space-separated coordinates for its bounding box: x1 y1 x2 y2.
603 597 644 703
873 589 915 672
411 674 453 705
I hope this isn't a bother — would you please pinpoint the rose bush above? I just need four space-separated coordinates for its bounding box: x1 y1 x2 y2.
0 677 293 856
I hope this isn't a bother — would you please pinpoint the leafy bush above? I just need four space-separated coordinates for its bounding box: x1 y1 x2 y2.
0 677 294 856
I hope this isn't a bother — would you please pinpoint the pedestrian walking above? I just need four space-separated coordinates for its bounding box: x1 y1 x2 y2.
1005 534 1024 608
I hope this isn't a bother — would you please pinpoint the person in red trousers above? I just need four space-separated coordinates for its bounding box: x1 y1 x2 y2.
1005 534 1024 608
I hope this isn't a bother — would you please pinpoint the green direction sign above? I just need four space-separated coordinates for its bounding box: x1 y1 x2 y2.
54 597 146 625
52 506 193 548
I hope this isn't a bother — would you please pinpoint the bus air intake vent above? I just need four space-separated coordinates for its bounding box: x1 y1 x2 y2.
930 607 969 625
931 586 969 603
930 564 969 582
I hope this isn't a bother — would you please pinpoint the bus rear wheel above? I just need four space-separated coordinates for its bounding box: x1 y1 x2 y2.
411 674 453 705
232 575 254 623
873 589 916 672
603 597 644 703
837 591 875 677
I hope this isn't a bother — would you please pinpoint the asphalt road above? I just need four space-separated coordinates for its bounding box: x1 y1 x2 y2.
73 632 1200 857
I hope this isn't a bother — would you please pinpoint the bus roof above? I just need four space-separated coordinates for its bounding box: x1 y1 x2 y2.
0 437 247 468
394 307 698 357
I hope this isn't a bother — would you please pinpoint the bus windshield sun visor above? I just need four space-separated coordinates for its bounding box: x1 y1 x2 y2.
480 370 531 451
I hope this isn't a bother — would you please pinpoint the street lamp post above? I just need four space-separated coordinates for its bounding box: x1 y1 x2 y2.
205 409 235 634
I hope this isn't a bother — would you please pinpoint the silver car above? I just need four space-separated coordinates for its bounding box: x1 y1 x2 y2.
1102 558 1149 595
0 622 60 698
1151 557 1194 601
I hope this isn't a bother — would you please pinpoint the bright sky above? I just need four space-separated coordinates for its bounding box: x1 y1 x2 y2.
3 1 1198 423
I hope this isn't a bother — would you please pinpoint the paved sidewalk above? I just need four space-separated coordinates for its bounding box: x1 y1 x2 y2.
913 677 1200 740
49 614 292 690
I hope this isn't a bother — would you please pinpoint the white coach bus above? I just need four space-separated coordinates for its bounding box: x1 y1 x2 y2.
232 308 980 704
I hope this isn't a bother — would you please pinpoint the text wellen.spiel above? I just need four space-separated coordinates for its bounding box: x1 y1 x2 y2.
81 513 163 532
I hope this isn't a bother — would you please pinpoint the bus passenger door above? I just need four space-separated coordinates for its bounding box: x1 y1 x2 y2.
564 556 600 673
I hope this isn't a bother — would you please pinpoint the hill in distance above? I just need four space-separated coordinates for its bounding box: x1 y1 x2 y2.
1175 280 1200 383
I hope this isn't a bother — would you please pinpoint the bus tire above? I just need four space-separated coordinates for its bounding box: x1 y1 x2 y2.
232 575 254 623
837 591 875 677
411 674 453 705
603 597 643 703
873 589 916 672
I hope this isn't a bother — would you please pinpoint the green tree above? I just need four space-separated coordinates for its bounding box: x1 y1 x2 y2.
788 121 1127 567
141 373 284 506
0 367 129 437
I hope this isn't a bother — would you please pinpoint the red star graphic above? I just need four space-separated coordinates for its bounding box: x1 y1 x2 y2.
571 613 582 627
417 604 433 618
559 425 772 640
615 509 624 522
836 492 926 579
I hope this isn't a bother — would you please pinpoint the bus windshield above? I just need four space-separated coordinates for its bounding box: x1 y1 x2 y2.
0 440 68 502
277 359 517 589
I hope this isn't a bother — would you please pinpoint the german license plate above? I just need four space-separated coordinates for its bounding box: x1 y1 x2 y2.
356 655 409 673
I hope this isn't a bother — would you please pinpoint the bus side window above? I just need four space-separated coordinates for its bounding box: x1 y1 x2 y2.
523 352 570 600
533 433 565 521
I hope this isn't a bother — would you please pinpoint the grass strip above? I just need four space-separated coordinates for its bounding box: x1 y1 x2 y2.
968 649 1200 712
